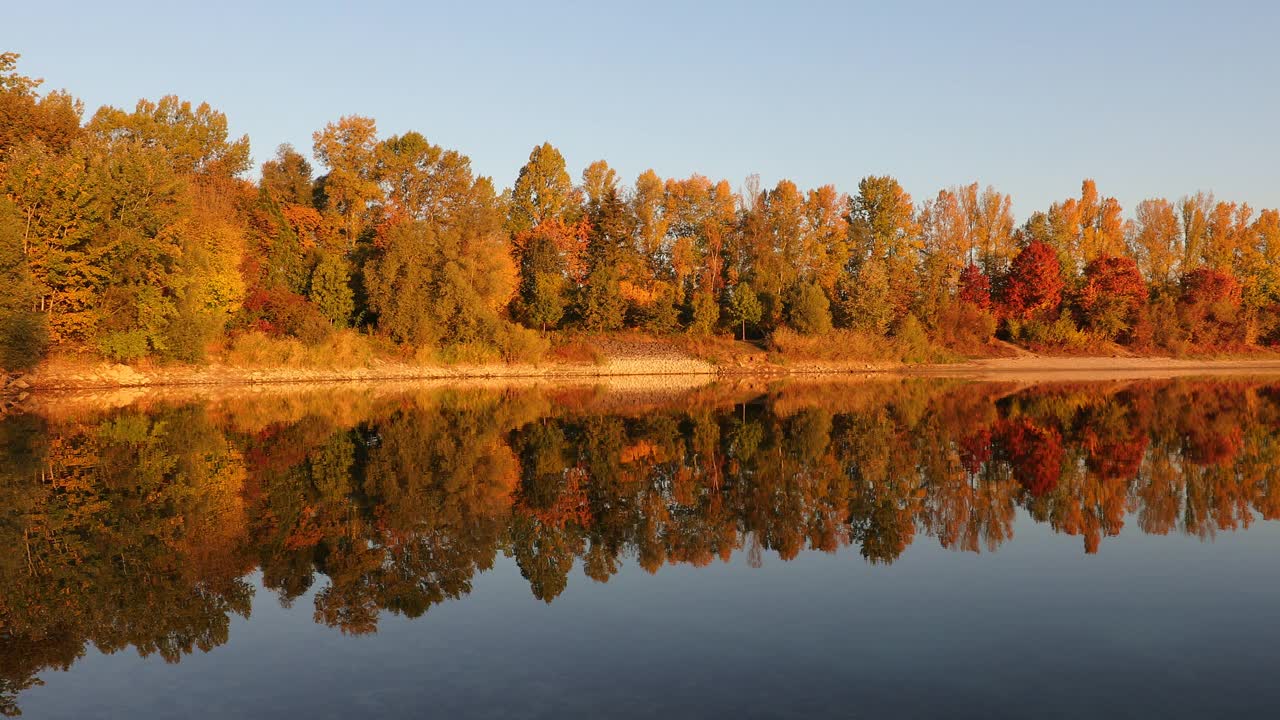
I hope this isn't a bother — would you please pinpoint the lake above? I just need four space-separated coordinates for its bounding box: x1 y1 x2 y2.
4 377 1280 719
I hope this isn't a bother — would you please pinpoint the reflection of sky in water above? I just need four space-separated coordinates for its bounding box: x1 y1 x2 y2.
8 379 1280 718
24 513 1280 719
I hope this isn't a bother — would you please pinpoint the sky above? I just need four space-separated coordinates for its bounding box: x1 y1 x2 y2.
7 0 1279 219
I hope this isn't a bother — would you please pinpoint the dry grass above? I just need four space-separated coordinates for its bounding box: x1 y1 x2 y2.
768 328 895 363
222 330 378 369
548 335 606 365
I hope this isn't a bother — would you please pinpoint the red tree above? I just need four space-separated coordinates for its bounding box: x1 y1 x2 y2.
1002 240 1064 319
1078 254 1148 341
1178 267 1242 346
958 263 992 309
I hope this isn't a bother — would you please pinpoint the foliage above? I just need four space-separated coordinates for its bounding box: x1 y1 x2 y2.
1077 254 1147 341
0 200 48 370
787 282 833 336
836 261 892 335
687 290 720 336
4 52 1280 370
1003 240 1065 320
726 283 763 340
934 301 998 355
957 263 992 309
308 250 354 326
1179 267 1242 346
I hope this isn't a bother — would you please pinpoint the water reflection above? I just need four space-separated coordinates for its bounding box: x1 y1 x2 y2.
2 378 1279 714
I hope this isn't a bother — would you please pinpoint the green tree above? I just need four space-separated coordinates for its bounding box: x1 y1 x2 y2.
0 200 48 369
525 273 566 333
577 262 625 331
309 250 354 326
688 289 719 336
726 283 763 340
836 260 892 335
787 281 833 335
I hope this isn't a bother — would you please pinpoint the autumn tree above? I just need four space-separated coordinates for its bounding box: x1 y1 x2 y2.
847 176 920 327
509 142 576 233
1003 240 1064 320
375 131 474 224
89 95 251 178
1127 198 1182 288
260 143 315 206
1178 268 1242 346
365 176 518 348
312 116 381 247
1077 255 1147 342
958 264 992 309
0 199 48 369
0 52 82 156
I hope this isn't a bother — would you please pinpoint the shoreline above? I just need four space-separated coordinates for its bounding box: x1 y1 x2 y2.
10 353 1280 395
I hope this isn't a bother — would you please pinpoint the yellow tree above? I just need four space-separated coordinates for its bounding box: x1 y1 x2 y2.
1127 198 1182 287
1179 191 1214 271
509 142 577 234
312 115 382 247
802 185 850 294
375 131 474 225
962 183 1015 278
89 95 250 178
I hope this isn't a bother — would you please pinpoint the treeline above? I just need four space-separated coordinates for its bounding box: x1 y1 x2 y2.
3 52 1280 371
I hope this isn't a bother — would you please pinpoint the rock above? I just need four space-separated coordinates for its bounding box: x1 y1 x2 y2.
11 378 29 390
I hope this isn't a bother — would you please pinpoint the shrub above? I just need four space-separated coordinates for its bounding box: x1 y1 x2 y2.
240 287 332 346
438 341 502 365
497 324 550 364
223 329 376 368
97 330 150 362
687 290 719 336
1018 310 1089 349
935 301 997 355
787 282 833 336
768 327 890 362
893 314 935 363
0 310 48 371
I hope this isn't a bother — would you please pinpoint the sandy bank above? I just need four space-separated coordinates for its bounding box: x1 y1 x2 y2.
910 355 1280 381
11 343 1280 400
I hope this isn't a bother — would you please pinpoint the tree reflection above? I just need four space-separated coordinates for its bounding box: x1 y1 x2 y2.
5 378 1280 713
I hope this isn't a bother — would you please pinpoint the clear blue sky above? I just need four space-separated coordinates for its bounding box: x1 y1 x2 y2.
9 0 1279 218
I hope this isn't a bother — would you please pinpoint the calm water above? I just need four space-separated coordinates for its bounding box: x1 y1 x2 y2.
4 378 1280 719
